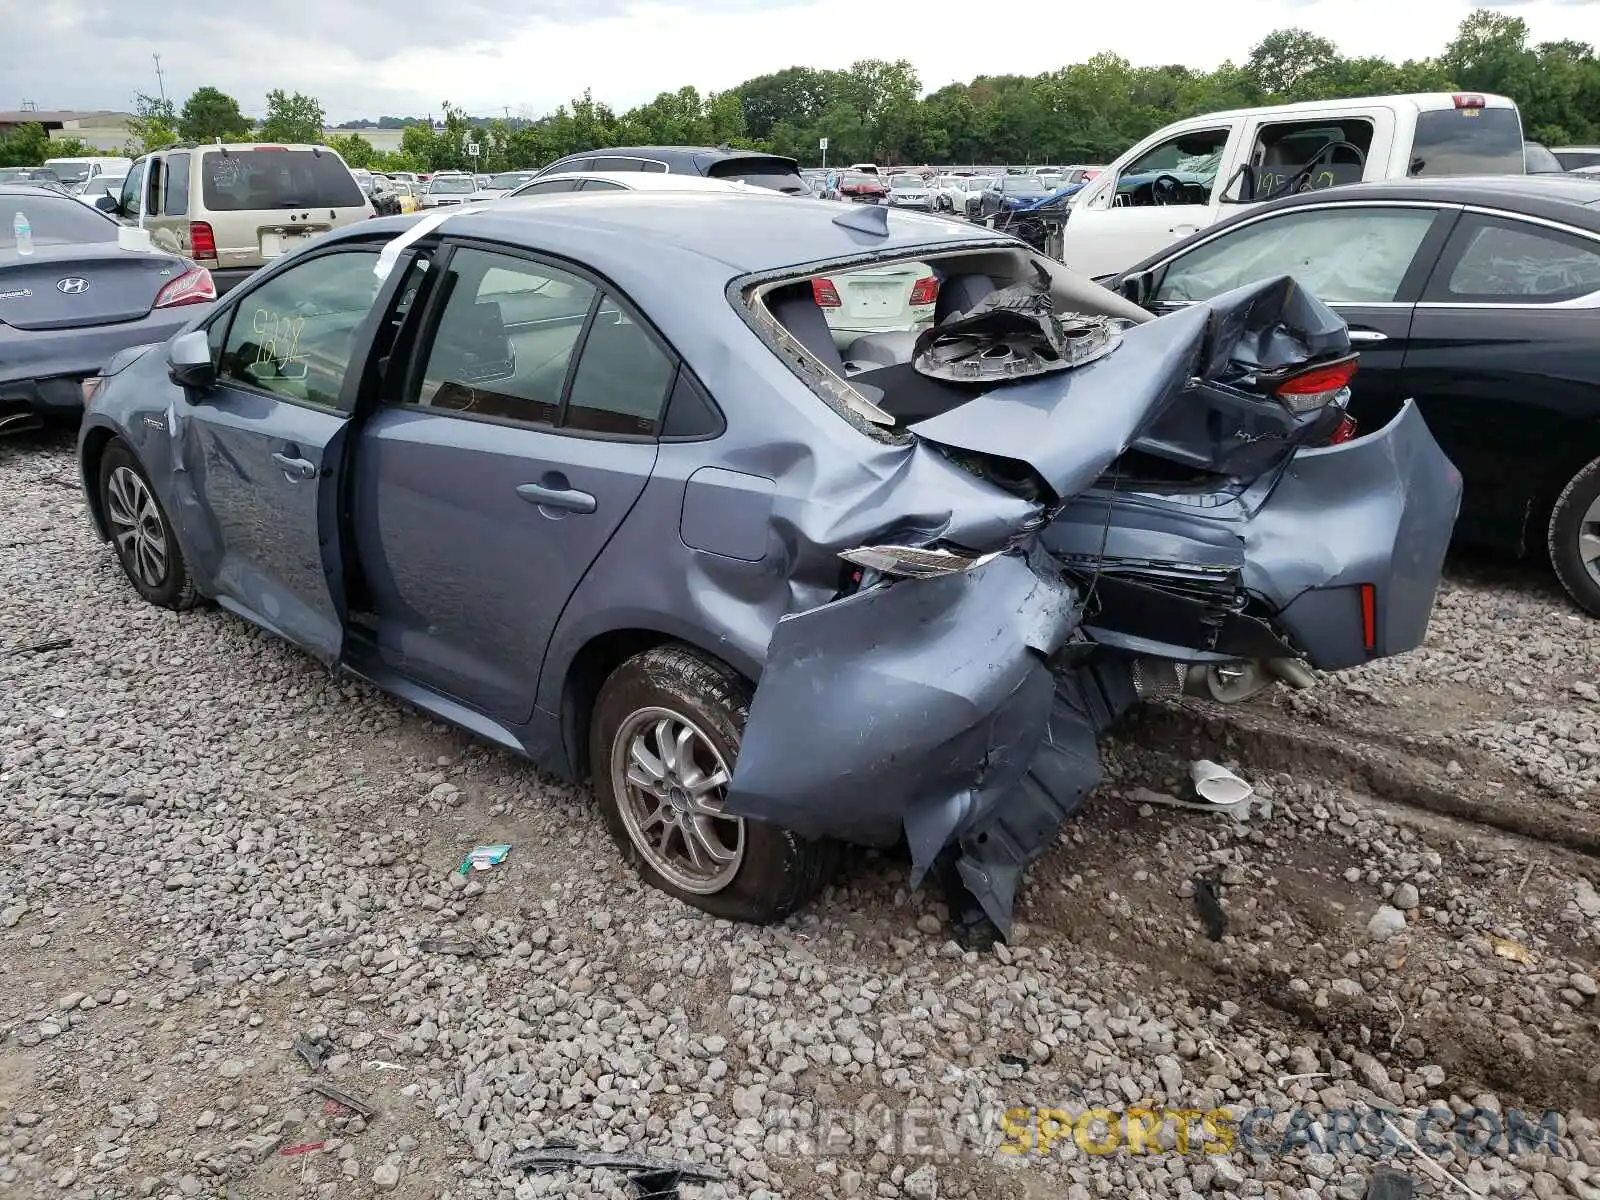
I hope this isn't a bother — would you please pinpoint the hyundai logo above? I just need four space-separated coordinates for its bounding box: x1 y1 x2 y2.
56 277 90 294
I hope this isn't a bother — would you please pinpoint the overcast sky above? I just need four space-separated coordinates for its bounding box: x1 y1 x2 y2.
14 0 1598 123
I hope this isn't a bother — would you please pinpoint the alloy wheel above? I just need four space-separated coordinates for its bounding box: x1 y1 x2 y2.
1580 492 1600 589
610 705 744 894
105 465 169 589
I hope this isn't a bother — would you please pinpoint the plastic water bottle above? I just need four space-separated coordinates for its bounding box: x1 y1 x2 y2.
12 211 32 256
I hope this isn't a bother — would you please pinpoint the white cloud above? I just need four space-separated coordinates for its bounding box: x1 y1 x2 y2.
18 0 1600 121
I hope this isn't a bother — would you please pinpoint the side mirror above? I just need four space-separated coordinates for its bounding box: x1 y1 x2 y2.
1118 270 1155 305
167 329 216 394
94 194 120 214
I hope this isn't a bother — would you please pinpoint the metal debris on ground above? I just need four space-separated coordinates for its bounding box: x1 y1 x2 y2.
4 636 73 656
418 934 488 957
306 1081 377 1119
1365 1166 1417 1199
1192 874 1228 941
458 844 511 874
279 1142 326 1157
294 1031 334 1072
507 1143 728 1198
1126 785 1254 822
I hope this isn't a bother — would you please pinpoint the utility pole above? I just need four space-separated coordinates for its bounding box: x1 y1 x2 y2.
152 53 167 104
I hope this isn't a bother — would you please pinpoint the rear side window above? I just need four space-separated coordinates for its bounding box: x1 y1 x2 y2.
161 152 190 216
593 157 647 172
1437 215 1600 302
512 178 580 196
564 299 677 436
1408 107 1524 177
706 156 806 194
1554 149 1600 171
201 149 364 211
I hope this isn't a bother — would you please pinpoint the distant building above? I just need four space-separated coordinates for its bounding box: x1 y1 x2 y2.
0 109 136 151
321 127 407 152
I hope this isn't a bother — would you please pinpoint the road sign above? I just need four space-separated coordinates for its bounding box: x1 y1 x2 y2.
818 137 829 150
466 142 480 158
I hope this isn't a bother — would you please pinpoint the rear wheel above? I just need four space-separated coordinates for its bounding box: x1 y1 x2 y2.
98 440 198 611
589 645 836 922
1548 455 1600 617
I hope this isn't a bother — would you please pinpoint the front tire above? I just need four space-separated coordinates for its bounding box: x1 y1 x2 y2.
1548 455 1600 617
589 645 836 923
99 440 198 611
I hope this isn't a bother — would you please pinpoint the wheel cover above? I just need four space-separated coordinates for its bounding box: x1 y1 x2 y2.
1580 492 1600 589
105 466 169 589
611 706 744 895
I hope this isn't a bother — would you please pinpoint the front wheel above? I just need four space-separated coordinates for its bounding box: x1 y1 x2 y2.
1548 455 1600 617
98 440 199 611
589 645 837 922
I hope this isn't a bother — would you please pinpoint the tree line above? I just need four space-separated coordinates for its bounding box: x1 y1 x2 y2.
3 9 1596 173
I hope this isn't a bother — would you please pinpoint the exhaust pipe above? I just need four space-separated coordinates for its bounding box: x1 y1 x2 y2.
0 403 44 437
1181 656 1316 704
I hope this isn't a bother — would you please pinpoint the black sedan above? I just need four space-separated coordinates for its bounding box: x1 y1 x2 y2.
1 184 216 433
1106 175 1600 617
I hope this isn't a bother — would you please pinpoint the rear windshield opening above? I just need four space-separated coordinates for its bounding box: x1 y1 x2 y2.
706 157 806 194
748 248 1131 442
1408 106 1525 177
1 194 116 247
202 149 364 211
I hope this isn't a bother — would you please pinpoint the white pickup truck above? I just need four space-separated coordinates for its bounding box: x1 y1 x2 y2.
1060 92 1524 278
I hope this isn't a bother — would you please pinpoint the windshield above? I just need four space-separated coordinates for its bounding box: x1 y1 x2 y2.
1555 149 1600 170
841 173 878 187
42 161 89 185
428 175 476 194
83 176 124 198
489 172 534 189
1004 176 1048 195
1409 106 1524 176
889 175 923 190
706 156 806 195
1525 142 1565 173
2 194 115 247
202 149 365 210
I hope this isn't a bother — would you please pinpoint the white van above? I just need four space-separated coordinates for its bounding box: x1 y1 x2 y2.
43 156 134 190
1060 93 1523 278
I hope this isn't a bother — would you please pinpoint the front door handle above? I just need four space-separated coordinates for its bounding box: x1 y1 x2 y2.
1347 329 1388 343
517 481 596 515
271 450 317 480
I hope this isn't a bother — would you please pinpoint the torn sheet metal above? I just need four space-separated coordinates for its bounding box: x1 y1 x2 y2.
724 547 1079 859
906 276 1350 499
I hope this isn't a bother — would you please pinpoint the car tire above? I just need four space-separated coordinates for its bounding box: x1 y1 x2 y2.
589 644 837 923
98 440 199 611
1548 454 1600 617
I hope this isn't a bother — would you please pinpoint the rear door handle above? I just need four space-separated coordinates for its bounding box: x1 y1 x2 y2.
517 482 596 515
271 450 318 480
1347 329 1388 343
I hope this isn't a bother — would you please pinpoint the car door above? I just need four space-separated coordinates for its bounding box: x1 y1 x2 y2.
1063 123 1240 277
1141 201 1457 433
349 242 672 725
183 245 393 661
1405 210 1600 550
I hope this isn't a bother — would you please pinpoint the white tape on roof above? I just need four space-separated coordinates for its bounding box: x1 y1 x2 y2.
373 208 462 281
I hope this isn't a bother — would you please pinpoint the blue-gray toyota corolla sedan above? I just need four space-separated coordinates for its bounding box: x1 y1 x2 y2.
75 191 1462 938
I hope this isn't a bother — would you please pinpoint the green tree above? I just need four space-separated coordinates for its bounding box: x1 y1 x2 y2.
0 123 51 167
1246 29 1341 99
326 132 376 168
127 92 178 154
178 87 253 143
259 90 327 144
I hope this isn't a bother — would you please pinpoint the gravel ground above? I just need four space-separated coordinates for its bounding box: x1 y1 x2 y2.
3 430 1598 1200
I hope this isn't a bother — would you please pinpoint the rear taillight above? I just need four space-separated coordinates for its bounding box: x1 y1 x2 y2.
812 278 842 308
1328 414 1359 445
1359 583 1378 652
1452 93 1485 111
1273 355 1359 414
188 221 216 260
154 267 217 309
908 276 939 306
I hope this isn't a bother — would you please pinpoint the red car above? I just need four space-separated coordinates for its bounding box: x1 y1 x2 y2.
829 170 887 204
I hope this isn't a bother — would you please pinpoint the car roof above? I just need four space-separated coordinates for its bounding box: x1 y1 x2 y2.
1240 174 1600 219
0 182 79 197
520 171 751 193
1164 92 1518 127
351 190 1010 276
543 146 798 171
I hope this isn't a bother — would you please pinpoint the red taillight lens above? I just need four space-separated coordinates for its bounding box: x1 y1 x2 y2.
1328 414 1359 445
1452 93 1485 110
154 267 217 309
1274 356 1359 413
908 275 939 306
188 221 216 260
1359 583 1378 652
812 277 842 308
